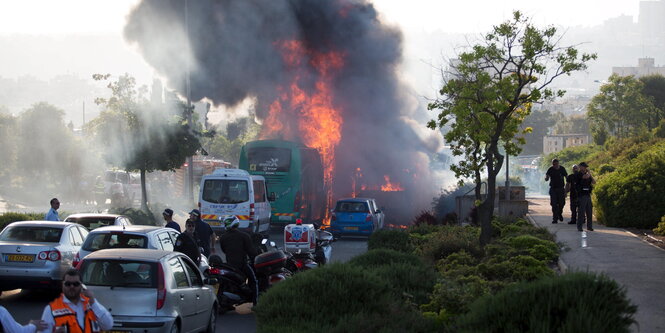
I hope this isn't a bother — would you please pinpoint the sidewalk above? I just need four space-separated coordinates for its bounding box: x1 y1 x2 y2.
527 197 665 333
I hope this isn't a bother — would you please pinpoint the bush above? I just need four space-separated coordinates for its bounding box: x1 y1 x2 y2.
421 275 493 316
367 229 413 253
255 263 395 332
504 235 559 262
327 304 436 333
653 215 665 236
347 248 421 268
454 272 637 333
415 226 482 262
0 212 46 231
594 142 665 228
478 255 554 282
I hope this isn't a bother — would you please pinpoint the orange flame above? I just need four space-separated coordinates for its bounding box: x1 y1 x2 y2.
380 175 404 192
262 40 346 215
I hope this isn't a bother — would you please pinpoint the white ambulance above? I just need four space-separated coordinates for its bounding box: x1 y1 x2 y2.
199 168 272 235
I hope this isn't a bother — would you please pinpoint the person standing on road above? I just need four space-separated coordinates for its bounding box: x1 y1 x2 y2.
575 162 596 231
174 219 201 265
189 209 215 257
162 208 181 232
545 159 568 223
219 216 258 305
565 164 580 225
44 198 60 221
0 306 47 333
39 268 113 333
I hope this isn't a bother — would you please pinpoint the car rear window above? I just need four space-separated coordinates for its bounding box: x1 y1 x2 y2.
0 226 63 242
65 217 116 230
82 233 148 251
335 202 369 213
80 259 157 288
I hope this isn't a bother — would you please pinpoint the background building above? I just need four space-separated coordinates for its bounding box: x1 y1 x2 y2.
543 134 590 154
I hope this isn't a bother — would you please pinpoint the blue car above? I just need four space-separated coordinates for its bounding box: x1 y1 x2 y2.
330 198 384 238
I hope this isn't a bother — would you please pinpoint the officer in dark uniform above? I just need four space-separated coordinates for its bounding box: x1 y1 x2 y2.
219 216 258 305
565 164 579 225
575 162 596 231
545 159 568 223
174 220 201 265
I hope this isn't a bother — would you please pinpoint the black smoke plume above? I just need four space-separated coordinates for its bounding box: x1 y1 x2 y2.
125 0 438 221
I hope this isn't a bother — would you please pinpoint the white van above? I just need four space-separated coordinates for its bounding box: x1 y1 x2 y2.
199 168 272 235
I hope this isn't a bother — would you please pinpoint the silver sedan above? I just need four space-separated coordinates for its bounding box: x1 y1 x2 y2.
0 221 89 293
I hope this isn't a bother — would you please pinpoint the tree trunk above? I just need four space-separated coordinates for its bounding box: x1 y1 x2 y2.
478 141 504 247
140 168 149 212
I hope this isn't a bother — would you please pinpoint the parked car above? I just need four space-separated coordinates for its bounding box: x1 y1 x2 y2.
64 213 132 231
329 198 385 238
77 248 218 333
75 225 209 272
0 221 89 293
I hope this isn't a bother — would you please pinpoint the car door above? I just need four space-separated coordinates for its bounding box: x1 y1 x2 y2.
156 231 175 251
181 256 212 330
371 200 384 229
167 256 197 332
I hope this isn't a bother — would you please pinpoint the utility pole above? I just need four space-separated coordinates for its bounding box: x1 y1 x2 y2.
185 0 194 203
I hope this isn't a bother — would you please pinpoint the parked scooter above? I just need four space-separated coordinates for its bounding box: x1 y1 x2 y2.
206 239 291 313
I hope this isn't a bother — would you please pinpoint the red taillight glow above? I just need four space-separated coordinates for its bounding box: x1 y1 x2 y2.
208 267 220 275
366 214 372 222
250 203 255 220
295 260 304 269
72 252 81 268
38 250 61 261
157 264 166 310
296 218 303 225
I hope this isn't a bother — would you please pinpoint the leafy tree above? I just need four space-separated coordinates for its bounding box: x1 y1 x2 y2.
428 11 595 245
89 74 200 211
0 113 17 185
521 109 555 155
640 74 665 129
587 74 658 141
553 113 590 136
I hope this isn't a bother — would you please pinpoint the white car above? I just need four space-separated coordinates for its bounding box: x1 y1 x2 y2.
64 213 132 231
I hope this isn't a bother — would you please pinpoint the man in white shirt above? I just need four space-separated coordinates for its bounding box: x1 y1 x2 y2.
44 198 60 221
39 268 113 333
0 306 46 333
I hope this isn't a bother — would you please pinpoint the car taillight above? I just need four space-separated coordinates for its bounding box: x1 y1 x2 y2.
75 259 85 271
208 267 220 275
250 203 255 220
38 250 61 261
72 252 81 268
295 259 304 269
366 214 372 222
157 264 166 310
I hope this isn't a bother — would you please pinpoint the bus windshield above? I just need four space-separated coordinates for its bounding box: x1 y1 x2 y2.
202 179 249 204
248 147 291 172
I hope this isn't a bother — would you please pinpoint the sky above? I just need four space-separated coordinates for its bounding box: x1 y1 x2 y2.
0 0 642 35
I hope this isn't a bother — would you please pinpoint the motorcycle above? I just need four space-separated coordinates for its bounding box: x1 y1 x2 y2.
284 220 335 272
206 239 291 313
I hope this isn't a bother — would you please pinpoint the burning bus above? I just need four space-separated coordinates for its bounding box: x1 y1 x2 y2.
239 140 327 226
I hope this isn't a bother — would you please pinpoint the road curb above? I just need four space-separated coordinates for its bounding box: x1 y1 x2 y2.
526 214 568 274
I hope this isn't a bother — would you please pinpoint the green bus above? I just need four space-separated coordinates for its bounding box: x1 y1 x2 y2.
238 140 327 225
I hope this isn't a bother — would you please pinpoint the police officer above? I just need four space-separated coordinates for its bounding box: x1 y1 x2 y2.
575 162 596 231
565 164 580 225
189 209 215 257
545 159 568 223
219 216 258 305
174 220 201 265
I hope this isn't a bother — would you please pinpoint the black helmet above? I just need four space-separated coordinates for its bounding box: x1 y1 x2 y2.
208 254 224 267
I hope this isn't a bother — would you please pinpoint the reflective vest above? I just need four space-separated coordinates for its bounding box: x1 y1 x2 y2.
49 294 100 333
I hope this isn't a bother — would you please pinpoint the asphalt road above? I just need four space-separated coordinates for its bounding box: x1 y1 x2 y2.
0 227 368 332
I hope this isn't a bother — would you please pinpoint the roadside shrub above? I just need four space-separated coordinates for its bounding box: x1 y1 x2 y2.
415 226 482 262
598 163 616 175
367 229 413 253
478 255 554 282
594 142 665 228
0 212 45 231
421 275 493 316
348 248 421 268
454 272 637 333
653 215 665 236
504 235 559 262
369 262 437 305
327 304 436 333
255 263 394 332
413 210 438 226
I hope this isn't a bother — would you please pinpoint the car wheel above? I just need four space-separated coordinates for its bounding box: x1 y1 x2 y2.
206 306 217 333
169 322 179 333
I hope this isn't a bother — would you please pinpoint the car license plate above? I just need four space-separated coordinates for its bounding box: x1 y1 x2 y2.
344 227 359 231
5 254 35 262
279 216 292 221
208 221 221 226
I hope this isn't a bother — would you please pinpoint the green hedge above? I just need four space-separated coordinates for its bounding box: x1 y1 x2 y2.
0 212 46 231
454 272 637 333
594 142 665 228
653 216 665 236
367 229 413 253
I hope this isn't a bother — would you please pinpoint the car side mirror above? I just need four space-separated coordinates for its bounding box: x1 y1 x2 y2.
269 192 276 202
375 209 382 214
205 277 218 285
